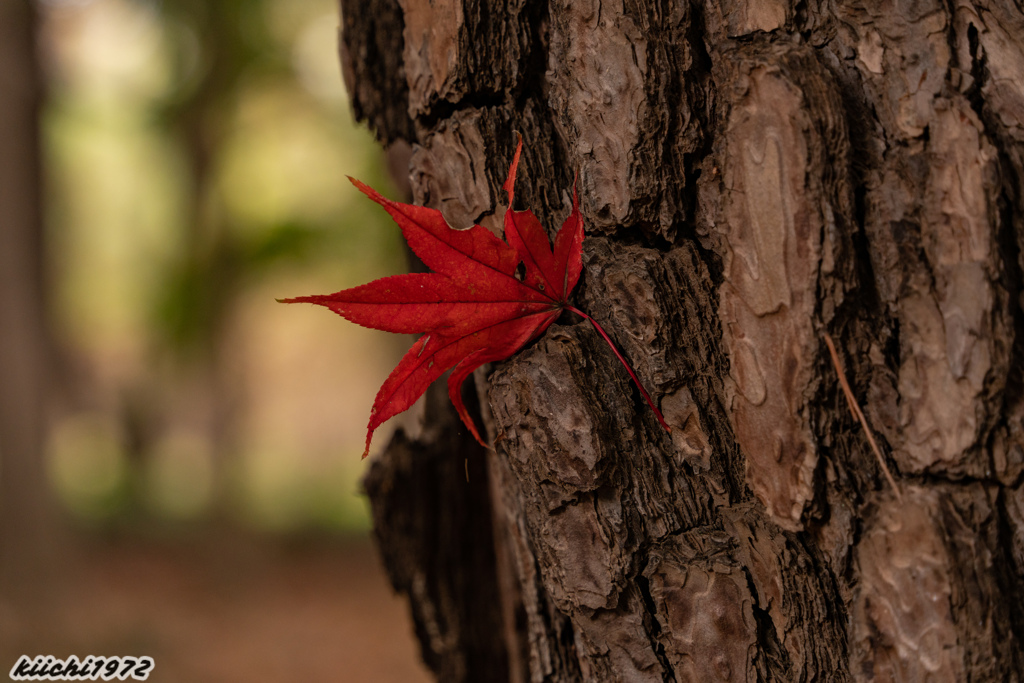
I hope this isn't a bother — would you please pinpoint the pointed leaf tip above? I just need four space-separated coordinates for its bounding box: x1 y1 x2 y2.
502 133 524 204
278 295 323 306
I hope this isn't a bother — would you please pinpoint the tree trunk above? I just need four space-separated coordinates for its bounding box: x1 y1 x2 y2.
0 0 59 597
344 0 1024 680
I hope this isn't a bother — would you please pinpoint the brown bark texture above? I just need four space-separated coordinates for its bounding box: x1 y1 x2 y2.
342 0 1024 680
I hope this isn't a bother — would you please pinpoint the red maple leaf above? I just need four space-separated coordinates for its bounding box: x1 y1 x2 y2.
283 136 669 457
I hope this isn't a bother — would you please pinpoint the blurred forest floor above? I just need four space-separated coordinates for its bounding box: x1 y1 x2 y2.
1 533 431 683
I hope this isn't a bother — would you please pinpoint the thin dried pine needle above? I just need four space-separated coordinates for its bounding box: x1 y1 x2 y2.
823 332 903 500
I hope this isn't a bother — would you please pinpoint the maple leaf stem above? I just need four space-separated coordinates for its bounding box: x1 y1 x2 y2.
565 306 671 434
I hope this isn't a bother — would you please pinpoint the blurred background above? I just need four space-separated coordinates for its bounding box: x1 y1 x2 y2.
0 0 430 680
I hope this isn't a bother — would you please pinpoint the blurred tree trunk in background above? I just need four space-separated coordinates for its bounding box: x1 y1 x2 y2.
0 0 58 595
346 0 1024 680
139 0 269 512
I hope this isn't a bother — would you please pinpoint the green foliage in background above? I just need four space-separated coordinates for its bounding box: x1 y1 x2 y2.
43 0 404 532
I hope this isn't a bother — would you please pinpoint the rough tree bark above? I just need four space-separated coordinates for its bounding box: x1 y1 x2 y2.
343 0 1024 680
